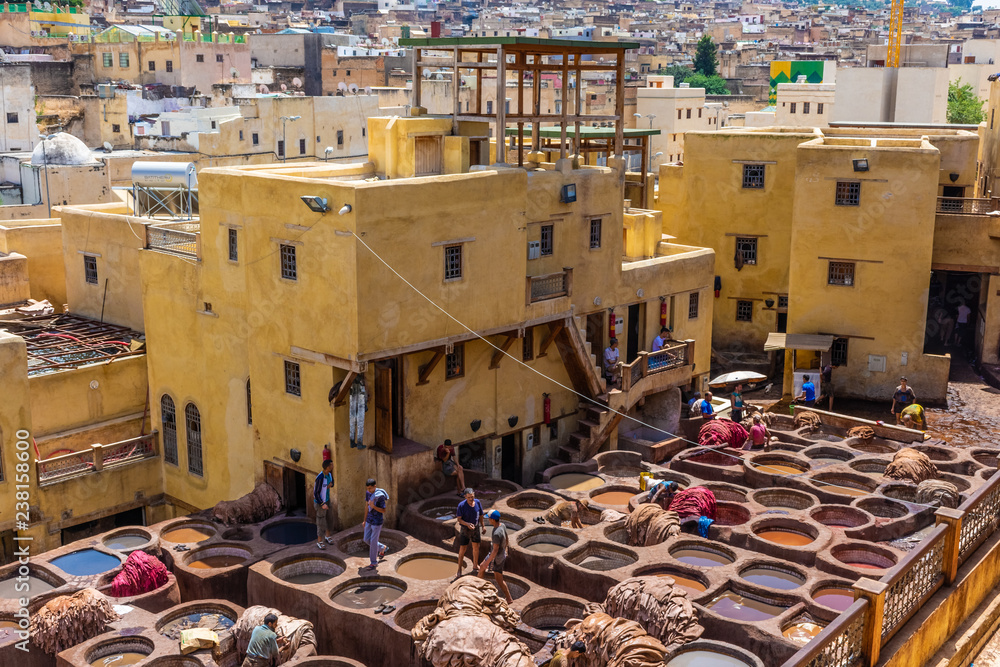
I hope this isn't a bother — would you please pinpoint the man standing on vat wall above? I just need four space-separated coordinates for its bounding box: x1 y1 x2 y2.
455 488 485 577
361 478 388 571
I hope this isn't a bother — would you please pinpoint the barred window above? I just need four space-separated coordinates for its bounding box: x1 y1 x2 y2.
736 237 758 265
736 299 753 322
161 395 178 466
6 113 17 124
790 102 797 114
102 52 113 67
252 132 259 145
540 224 554 256
831 337 849 366
828 261 855 286
446 344 464 379
589 218 602 249
337 130 344 147
165 60 173 72
835 181 861 206
148 60 156 71
523 327 534 361
689 292 699 319
228 228 238 262
216 54 224 63
277 140 284 158
185 403 203 477
778 295 789 309
84 255 98 285
743 164 765 189
196 54 205 63
817 103 824 114
280 244 297 280
299 138 306 154
246 378 252 425
119 52 129 68
803 102 810 114
444 245 463 280
284 360 301 396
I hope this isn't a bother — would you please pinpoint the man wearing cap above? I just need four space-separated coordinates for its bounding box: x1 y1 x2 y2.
478 509 512 603
455 488 484 577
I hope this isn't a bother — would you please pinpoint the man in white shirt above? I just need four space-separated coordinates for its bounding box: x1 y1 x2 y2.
955 301 972 347
603 338 621 388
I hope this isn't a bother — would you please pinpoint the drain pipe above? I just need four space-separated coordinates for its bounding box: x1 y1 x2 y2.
100 278 109 323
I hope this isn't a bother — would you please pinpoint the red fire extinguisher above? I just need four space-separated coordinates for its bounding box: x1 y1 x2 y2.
660 298 667 328
543 393 551 425
323 444 331 462
608 309 616 339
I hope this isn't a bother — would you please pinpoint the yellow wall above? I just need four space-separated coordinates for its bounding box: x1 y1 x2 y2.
0 219 67 306
0 333 32 539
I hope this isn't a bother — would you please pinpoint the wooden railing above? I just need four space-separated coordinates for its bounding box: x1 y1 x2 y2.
526 268 573 303
37 433 159 485
779 598 868 667
620 341 693 391
936 197 998 215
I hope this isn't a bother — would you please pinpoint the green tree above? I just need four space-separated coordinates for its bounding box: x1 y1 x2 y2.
661 64 695 81
693 35 719 76
685 73 731 95
947 0 973 10
947 79 985 125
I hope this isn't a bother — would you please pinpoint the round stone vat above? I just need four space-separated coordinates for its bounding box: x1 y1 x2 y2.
337 531 407 558
750 517 818 548
745 454 809 487
506 491 557 514
589 485 640 508
809 427 847 443
705 587 792 623
632 566 710 596
161 520 217 544
750 488 817 511
831 543 897 571
802 445 855 466
669 541 736 568
603 522 629 545
810 473 876 499
86 636 154 667
548 472 605 492
50 549 121 577
516 527 578 554
938 473 972 493
395 554 458 581
0 616 23 642
418 498 459 522
261 519 317 546
520 598 588 633
280 659 366 667
739 563 806 591
156 602 239 639
981 469 996 481
500 514 526 534
393 600 438 631
715 502 750 527
183 543 251 570
882 484 917 503
811 582 856 612
682 450 738 467
702 482 749 503
972 449 1000 468
810 505 873 529
480 571 530 600
664 640 762 667
848 439 897 455
564 541 638 571
783 617 827 646
221 527 254 542
912 445 957 462
272 554 346 585
856 498 908 519
145 658 202 667
473 479 519 506
330 577 407 609
0 565 63 599
103 528 154 553
849 459 889 475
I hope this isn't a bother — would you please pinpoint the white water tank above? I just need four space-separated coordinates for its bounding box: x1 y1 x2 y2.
131 162 197 189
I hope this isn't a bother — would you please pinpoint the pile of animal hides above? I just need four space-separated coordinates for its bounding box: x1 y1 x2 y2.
624 504 680 547
697 420 748 449
668 486 717 520
916 479 960 508
234 605 316 664
412 576 534 667
883 448 937 485
793 411 822 433
213 482 282 525
109 550 170 598
30 588 119 655
561 612 668 667
602 577 704 651
848 426 876 443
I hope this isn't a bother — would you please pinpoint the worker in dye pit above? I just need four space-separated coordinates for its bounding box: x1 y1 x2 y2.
455 488 485 578
478 509 513 603
242 613 288 667
890 377 916 424
313 459 335 550
537 641 587 667
900 404 927 432
744 414 771 451
648 481 717 522
535 498 589 529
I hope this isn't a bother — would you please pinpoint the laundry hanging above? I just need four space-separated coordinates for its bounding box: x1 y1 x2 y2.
349 376 367 448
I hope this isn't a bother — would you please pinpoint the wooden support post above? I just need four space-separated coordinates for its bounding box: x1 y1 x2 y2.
517 51 524 167
574 60 582 157
537 323 564 358
332 371 357 406
489 333 519 369
476 51 482 115
496 46 506 164
853 578 888 667
532 52 541 153
684 339 696 369
936 506 965 585
412 47 421 110
452 47 460 134
560 51 569 159
416 349 445 386
638 351 649 378
614 55 625 157
91 444 103 472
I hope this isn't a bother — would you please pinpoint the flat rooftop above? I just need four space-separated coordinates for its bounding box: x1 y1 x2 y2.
2 313 145 376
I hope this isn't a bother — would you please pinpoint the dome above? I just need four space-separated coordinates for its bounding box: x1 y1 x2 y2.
30 133 97 166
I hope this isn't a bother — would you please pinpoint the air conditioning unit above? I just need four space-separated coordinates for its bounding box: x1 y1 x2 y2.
98 83 114 98
527 241 540 260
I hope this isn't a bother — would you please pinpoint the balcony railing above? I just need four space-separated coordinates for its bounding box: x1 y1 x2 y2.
527 267 573 304
620 340 693 391
147 223 199 257
37 432 159 485
936 197 998 215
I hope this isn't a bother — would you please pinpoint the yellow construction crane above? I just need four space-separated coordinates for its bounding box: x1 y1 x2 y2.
887 0 904 67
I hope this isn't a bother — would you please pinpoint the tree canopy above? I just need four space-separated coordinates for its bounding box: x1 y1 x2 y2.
947 79 985 125
656 65 730 95
693 35 719 76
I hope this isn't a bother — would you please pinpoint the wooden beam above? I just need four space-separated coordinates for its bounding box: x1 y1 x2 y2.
417 348 445 385
496 45 506 164
454 113 622 123
537 322 564 358
489 332 519 369
614 55 625 157
331 371 357 407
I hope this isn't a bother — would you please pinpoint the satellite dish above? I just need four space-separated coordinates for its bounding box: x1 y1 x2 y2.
349 83 359 93
259 84 269 94
364 86 372 95
422 69 433 78
280 83 287 91
103 141 113 152
292 77 302 87
230 67 240 78
338 82 348 91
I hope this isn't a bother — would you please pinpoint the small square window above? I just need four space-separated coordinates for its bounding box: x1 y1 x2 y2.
523 328 534 361
299 138 306 154
196 54 205 63
736 237 757 265
211 121 216 129
677 109 682 119
540 224 554 256
216 54 224 63
688 292 699 319
6 112 17 124
686 108 691 119
817 103 824 114
284 360 301 396
444 245 463 280
828 261 855 286
803 102 810 114
736 300 754 322
119 52 129 68
252 132 259 145
337 129 344 147
166 60 173 72
777 295 789 309
84 255 98 285
239 130 244 141
589 218 602 249
487 100 493 114
228 228 238 262
831 337 849 366
148 60 156 71
446 344 464 379
280 244 297 280
835 181 860 206
743 164 765 189
102 52 113 68
346 69 351 76
112 124 121 133
790 102 797 114
277 140 284 157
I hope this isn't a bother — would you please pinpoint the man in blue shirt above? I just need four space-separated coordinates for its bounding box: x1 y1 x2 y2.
243 613 287 667
700 391 715 419
455 487 484 577
313 459 334 550
797 375 817 408
652 327 670 352
361 478 387 571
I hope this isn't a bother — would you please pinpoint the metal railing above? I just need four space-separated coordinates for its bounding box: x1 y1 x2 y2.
527 268 573 303
780 598 868 667
936 197 998 215
37 432 159 485
147 224 199 257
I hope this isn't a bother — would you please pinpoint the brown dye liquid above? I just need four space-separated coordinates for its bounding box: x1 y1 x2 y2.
757 464 804 476
524 542 566 553
813 588 854 611
396 558 456 580
666 651 749 667
89 653 149 667
756 529 814 546
672 549 732 567
187 555 245 569
708 591 787 622
591 491 634 506
549 473 604 491
844 562 884 570
813 482 869 497
655 573 707 594
783 622 824 645
284 572 335 585
162 527 215 543
332 583 404 608
740 567 804 590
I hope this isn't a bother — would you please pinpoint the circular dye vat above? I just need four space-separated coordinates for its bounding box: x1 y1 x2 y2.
285 573 335 585
653 573 707 595
103 533 151 552
188 555 245 569
331 581 405 609
810 458 845 467
162 526 215 544
50 549 120 576
810 506 872 529
261 522 317 545
273 556 345 586
423 506 457 521
811 480 870 497
707 591 788 622
756 529 814 547
783 622 824 645
672 548 733 567
740 567 804 591
521 599 588 634
591 491 635 507
755 463 805 476
666 651 750 667
524 542 565 553
159 612 235 639
548 473 604 492
396 557 456 581
0 575 56 599
87 639 154 667
90 652 148 667
0 619 22 641
832 544 896 571
813 587 854 612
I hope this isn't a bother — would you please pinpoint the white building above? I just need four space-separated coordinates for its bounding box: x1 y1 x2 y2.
636 75 724 168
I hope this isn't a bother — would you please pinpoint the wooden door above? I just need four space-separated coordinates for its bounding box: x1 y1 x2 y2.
414 136 442 175
375 362 393 453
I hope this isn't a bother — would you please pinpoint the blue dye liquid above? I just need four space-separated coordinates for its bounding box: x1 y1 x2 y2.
50 550 120 576
261 522 317 545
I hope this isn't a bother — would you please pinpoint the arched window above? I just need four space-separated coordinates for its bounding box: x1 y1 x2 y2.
246 379 252 425
161 395 178 466
185 403 203 477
